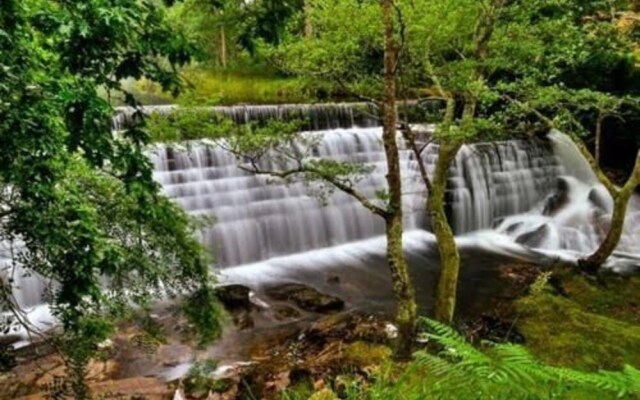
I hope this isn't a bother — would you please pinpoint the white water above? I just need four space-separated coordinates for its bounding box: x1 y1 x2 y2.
151 126 561 267
3 104 640 345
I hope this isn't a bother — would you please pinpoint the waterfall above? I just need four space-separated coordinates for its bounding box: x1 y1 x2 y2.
494 131 640 269
113 103 381 132
4 104 639 346
151 126 562 267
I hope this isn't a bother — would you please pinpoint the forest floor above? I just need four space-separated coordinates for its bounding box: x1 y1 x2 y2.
3 263 639 399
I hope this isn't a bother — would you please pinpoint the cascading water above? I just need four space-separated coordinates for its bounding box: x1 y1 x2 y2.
113 103 381 132
493 131 640 269
150 126 562 268
4 103 640 347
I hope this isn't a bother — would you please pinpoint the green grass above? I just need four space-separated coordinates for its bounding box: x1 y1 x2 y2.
125 66 314 106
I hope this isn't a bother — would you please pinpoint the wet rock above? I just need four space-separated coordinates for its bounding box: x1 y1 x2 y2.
326 274 340 285
515 224 550 248
234 310 254 330
0 340 17 372
90 377 171 399
543 178 570 216
215 285 257 330
264 283 344 313
157 344 193 368
504 221 523 234
273 305 302 321
588 187 613 213
214 284 252 311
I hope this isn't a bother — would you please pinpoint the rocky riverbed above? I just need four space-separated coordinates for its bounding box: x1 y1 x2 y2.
1 261 545 400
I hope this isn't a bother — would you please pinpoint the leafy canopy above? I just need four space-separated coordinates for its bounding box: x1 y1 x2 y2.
0 0 220 357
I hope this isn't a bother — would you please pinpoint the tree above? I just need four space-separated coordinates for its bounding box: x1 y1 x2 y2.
262 0 504 326
267 0 419 358
168 0 245 68
395 0 507 324
0 0 220 396
150 0 418 358
490 0 640 271
381 0 416 359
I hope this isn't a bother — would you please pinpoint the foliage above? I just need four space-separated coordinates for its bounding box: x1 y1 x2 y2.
301 319 640 400
411 318 640 399
185 358 226 394
167 0 304 66
0 0 221 395
183 286 224 346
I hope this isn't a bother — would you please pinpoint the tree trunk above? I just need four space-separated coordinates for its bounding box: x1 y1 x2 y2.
220 25 227 68
430 140 462 324
581 151 640 270
304 0 313 38
381 0 416 360
595 111 604 166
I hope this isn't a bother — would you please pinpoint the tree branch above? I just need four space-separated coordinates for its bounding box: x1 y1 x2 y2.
238 164 390 218
504 94 619 196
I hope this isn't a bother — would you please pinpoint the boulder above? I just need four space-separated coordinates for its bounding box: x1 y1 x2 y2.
214 284 252 311
542 178 570 216
326 274 340 285
214 285 257 329
588 187 613 213
264 283 344 313
503 221 523 234
515 224 550 248
273 305 302 321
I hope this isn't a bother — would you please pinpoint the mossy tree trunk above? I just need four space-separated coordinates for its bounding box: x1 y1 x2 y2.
426 1 498 323
382 0 416 360
595 111 604 166
220 25 227 68
581 151 640 271
430 140 463 324
304 0 313 38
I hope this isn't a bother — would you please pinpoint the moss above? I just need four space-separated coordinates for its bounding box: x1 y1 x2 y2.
281 379 315 400
342 342 392 368
515 271 640 371
558 270 640 325
308 388 339 400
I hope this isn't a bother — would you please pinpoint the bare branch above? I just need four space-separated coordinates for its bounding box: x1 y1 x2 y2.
400 125 432 192
504 94 619 196
238 164 389 218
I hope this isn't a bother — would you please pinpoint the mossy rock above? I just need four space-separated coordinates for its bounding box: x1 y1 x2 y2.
516 278 640 371
308 388 339 400
342 342 392 368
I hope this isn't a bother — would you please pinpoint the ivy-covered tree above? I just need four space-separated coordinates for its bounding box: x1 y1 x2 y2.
0 0 220 397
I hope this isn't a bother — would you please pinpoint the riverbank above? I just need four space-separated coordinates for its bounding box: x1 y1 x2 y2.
3 263 639 399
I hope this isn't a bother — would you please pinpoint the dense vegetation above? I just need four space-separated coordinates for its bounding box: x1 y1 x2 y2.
0 1 221 397
2 0 640 399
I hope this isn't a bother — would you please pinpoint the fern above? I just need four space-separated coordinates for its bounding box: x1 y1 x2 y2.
407 318 640 399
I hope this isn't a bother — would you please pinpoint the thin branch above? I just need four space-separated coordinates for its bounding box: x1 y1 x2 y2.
401 125 433 192
334 77 382 108
504 94 619 196
238 164 389 218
